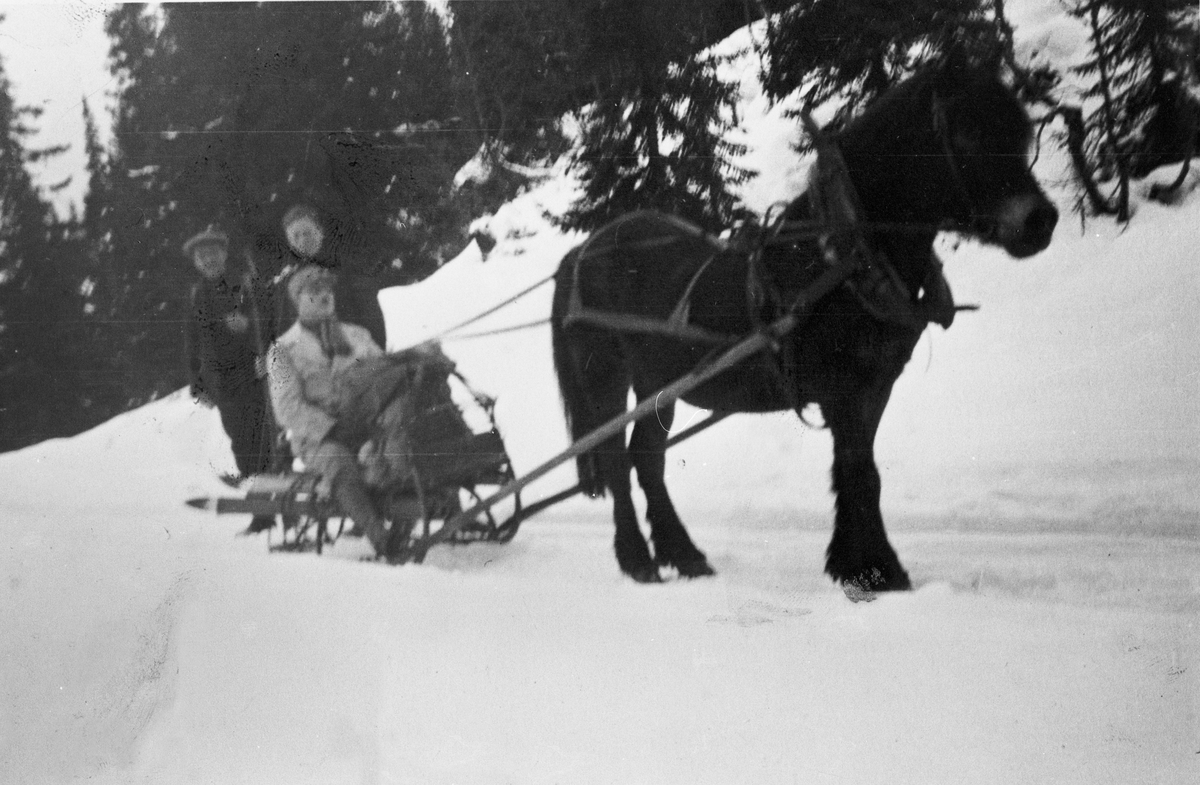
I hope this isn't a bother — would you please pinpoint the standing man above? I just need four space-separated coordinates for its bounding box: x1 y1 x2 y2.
184 224 277 534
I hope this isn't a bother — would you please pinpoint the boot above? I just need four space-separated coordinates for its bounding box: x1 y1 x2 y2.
331 472 392 558
386 498 419 553
241 515 276 535
365 518 396 559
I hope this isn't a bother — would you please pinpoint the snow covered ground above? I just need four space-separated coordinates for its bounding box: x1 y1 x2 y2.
3 4 1200 783
2 377 1198 784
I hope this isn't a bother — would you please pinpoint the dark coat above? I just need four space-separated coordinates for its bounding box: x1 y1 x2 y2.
186 271 281 478
185 274 261 403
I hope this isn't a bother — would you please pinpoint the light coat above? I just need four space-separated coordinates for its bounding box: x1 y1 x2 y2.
267 320 384 462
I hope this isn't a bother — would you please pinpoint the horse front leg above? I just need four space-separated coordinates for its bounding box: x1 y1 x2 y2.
822 383 912 593
628 400 715 578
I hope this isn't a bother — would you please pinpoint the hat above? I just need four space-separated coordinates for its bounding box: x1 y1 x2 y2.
287 264 337 303
183 225 229 257
282 203 321 228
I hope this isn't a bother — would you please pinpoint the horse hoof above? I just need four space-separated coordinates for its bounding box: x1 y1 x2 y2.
843 581 877 603
626 565 664 584
674 558 716 579
838 565 912 597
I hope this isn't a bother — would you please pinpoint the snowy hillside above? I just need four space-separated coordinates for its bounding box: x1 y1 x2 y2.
3 2 1200 783
3 379 1198 784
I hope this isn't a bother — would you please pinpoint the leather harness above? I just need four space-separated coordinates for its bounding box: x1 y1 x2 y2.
563 118 970 347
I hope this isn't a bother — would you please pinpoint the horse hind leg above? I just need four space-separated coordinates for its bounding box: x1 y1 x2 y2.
557 330 660 583
628 392 715 578
595 432 661 583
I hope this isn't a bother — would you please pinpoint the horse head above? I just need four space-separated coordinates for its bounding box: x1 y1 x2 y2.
837 56 1058 261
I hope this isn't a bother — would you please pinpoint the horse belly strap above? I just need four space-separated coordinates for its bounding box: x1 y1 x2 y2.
565 221 738 345
563 305 738 345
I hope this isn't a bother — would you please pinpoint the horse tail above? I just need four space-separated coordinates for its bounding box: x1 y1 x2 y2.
550 248 607 499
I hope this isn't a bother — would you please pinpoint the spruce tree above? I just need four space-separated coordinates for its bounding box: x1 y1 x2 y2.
448 0 791 168
564 0 755 232
94 1 478 407
1068 1 1197 207
1098 0 1197 178
1070 0 1137 219
448 0 791 232
565 43 753 232
761 0 998 132
446 0 580 207
0 49 88 450
76 97 126 421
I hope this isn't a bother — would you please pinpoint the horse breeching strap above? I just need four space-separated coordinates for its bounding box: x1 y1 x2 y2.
564 211 739 346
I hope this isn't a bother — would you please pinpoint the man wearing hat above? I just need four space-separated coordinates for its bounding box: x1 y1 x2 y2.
266 264 399 557
184 224 276 534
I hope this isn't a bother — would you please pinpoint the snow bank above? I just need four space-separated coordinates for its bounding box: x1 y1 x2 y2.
6 155 1196 785
3 389 1197 783
3 1 1199 782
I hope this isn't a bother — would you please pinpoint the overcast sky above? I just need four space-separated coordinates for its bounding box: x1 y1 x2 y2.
0 1 114 217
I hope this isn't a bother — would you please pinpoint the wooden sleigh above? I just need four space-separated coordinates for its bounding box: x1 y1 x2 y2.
189 351 525 563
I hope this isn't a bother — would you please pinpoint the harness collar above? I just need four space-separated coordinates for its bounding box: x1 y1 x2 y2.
779 111 973 332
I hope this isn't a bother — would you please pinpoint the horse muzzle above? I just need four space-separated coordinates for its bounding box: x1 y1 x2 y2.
994 193 1059 259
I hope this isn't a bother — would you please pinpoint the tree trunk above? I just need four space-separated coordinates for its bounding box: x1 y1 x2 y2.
1087 3 1130 220
1055 104 1118 215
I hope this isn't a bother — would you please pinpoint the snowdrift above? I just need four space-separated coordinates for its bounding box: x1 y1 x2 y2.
2 385 1198 784
3 4 1199 782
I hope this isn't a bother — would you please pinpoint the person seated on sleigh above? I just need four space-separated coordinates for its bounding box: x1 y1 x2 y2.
266 264 457 558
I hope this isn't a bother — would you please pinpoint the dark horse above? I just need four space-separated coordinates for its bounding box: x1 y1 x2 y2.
549 58 1059 589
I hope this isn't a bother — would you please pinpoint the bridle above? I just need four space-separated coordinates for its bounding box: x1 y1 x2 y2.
748 104 987 333
562 96 988 356
759 94 1000 252
929 90 1038 246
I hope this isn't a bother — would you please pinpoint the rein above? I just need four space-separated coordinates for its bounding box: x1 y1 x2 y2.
564 211 741 345
930 92 1004 243
391 272 556 353
755 112 942 333
754 109 982 332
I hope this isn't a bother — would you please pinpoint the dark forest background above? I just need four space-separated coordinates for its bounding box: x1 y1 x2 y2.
0 0 1195 452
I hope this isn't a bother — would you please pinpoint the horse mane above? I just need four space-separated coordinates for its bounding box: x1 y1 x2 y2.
835 57 1029 153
